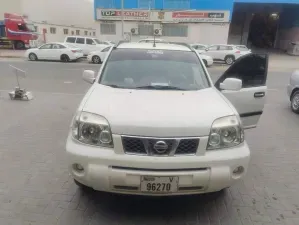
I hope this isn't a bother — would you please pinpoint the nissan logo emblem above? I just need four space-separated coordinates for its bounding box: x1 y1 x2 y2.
154 141 168 154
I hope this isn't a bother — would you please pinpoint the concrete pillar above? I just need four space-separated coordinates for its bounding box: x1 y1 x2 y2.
241 12 252 46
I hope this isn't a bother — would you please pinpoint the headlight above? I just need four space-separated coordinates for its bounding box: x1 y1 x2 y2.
71 111 113 148
207 116 244 150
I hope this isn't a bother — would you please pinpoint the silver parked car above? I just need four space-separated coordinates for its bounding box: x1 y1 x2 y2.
287 70 299 113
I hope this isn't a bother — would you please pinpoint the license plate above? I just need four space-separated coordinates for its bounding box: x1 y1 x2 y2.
140 176 179 193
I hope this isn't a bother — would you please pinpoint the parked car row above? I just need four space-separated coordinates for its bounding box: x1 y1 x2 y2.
25 37 252 68
191 43 252 65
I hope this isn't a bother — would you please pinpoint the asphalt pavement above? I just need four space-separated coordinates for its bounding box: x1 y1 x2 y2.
0 60 299 225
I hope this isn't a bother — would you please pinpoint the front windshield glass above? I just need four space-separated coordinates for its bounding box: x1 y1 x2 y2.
93 39 101 44
25 23 36 32
99 49 210 90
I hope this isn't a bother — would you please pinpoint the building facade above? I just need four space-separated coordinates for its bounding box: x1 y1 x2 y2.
94 0 233 44
94 0 299 50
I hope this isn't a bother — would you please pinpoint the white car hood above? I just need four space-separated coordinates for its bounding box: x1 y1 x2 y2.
82 85 234 137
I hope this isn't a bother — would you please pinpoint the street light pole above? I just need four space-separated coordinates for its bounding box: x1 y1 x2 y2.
121 0 124 39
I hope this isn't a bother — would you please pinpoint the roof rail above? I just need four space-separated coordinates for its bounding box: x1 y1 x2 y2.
114 40 130 48
169 42 193 51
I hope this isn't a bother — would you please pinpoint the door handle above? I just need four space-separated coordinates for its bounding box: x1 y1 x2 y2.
254 92 265 98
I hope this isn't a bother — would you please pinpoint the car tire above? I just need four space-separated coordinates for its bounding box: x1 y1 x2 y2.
224 55 234 65
92 55 101 64
61 54 70 63
202 59 208 67
291 90 299 114
28 53 38 61
15 41 25 49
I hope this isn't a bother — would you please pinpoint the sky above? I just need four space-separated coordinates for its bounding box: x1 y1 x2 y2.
22 0 96 28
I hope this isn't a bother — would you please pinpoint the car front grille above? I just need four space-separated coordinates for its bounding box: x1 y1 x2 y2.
122 136 199 156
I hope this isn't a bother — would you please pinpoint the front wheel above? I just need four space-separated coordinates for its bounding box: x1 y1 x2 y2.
15 41 25 49
92 55 101 64
225 56 234 65
291 90 299 114
29 53 38 61
61 54 70 63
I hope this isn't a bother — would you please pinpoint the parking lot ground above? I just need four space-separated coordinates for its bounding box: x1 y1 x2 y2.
0 60 299 225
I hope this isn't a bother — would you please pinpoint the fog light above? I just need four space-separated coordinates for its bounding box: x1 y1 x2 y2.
233 166 244 176
73 163 84 172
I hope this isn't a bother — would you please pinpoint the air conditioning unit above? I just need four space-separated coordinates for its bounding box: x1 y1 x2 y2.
130 28 139 35
154 28 162 36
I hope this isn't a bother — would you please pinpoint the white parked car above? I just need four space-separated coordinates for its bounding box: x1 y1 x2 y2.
205 44 251 65
25 42 83 62
87 46 112 64
199 54 213 67
191 44 209 54
287 70 299 113
64 36 109 55
66 42 268 196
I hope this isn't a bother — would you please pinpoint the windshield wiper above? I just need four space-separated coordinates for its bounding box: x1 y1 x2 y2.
135 85 187 90
104 84 126 88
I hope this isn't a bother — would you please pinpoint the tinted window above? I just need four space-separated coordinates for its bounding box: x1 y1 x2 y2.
99 49 210 90
76 38 85 44
66 37 76 43
39 44 52 49
219 46 229 50
236 46 249 51
86 38 94 45
208 46 218 50
215 54 268 88
52 44 66 49
197 45 207 50
93 39 102 44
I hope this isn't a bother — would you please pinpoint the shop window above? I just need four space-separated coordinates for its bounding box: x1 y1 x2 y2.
138 24 154 36
34 26 38 32
50 27 56 34
93 32 96 36
163 0 190 9
63 29 69 35
71 31 74 35
162 24 188 37
84 31 88 36
76 30 80 35
100 24 115 35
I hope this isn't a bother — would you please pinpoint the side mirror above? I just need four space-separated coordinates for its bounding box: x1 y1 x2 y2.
83 70 95 84
220 78 242 91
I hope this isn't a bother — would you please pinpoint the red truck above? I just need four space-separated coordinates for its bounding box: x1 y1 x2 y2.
0 13 39 49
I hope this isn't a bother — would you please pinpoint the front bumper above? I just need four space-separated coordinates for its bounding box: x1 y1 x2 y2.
87 54 92 62
66 134 250 196
287 84 294 99
207 58 214 66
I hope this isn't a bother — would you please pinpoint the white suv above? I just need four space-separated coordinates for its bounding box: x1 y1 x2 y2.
66 42 268 196
205 44 251 65
64 36 109 55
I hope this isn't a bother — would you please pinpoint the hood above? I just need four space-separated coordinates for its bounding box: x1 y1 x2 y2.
82 85 234 137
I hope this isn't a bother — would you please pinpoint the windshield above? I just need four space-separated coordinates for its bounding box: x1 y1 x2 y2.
93 39 101 44
99 49 210 90
25 23 36 32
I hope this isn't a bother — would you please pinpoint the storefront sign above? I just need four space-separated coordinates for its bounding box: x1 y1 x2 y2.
98 10 149 21
96 9 229 23
172 11 226 22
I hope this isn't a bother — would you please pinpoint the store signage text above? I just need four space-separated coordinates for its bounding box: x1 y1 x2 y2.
100 10 149 20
